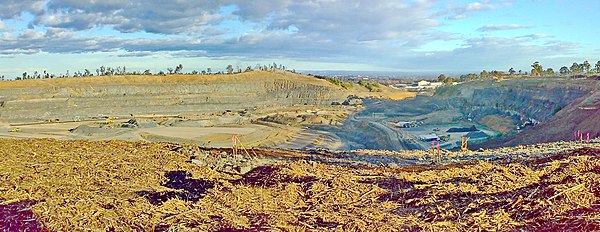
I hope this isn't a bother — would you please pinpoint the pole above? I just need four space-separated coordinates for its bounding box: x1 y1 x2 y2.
587 133 590 143
232 135 237 156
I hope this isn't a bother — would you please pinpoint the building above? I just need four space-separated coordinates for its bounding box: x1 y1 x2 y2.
419 133 440 142
417 80 431 86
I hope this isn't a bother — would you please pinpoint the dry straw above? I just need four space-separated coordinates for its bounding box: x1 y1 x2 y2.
1 138 600 231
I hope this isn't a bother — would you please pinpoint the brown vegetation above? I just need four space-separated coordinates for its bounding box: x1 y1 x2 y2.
1 138 600 231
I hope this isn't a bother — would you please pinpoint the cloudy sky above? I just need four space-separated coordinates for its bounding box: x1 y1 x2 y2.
0 0 598 77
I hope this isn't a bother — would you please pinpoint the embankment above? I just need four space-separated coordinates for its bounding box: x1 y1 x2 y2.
0 71 350 122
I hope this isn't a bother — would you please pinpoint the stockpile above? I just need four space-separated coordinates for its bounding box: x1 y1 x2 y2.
1 138 599 231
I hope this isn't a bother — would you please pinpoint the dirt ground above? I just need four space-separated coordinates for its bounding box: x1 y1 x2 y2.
1 138 600 231
0 105 358 149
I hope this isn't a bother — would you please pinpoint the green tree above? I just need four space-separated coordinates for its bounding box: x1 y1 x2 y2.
174 64 183 74
480 70 490 78
443 77 455 85
226 65 234 74
583 60 591 74
437 74 447 82
559 66 570 76
508 67 515 75
570 62 582 75
531 61 543 76
595 61 600 73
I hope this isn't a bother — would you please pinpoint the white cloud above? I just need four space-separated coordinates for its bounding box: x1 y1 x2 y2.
445 0 511 20
477 24 531 32
396 36 580 72
0 0 45 19
517 34 555 40
0 0 591 75
0 0 448 59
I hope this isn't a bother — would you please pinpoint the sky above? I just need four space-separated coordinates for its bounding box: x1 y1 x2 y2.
0 0 598 77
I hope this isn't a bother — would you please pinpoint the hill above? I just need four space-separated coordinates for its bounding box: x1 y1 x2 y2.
0 71 413 122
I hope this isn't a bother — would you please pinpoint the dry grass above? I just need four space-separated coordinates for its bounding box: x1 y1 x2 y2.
0 71 415 102
2 138 599 231
0 71 336 89
345 83 416 101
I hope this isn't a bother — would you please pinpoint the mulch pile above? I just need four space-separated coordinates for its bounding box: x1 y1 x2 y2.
1 138 599 231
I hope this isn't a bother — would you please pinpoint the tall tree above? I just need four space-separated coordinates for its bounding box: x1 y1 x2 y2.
508 67 515 75
437 74 447 82
226 65 234 74
174 64 183 74
595 61 600 73
531 61 543 76
583 60 591 74
559 66 570 76
570 62 582 74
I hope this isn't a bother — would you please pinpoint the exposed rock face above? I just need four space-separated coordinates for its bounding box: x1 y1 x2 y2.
437 78 599 146
452 80 589 123
330 78 599 150
0 72 348 121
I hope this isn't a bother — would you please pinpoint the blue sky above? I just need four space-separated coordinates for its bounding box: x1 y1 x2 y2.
0 0 598 77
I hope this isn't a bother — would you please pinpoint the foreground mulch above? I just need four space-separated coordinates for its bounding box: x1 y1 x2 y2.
1 138 600 231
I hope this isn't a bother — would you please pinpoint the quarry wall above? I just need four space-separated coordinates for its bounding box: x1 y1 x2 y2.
0 74 348 121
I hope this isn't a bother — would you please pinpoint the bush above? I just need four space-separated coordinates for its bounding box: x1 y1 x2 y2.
314 75 353 89
358 81 381 92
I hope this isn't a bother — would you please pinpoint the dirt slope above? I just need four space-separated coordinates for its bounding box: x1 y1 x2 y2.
0 71 412 123
505 89 600 146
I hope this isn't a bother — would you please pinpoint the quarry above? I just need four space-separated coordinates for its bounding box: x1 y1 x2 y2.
1 71 599 231
1 1 599 230
1 71 597 151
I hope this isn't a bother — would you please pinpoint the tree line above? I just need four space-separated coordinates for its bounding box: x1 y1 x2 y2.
1 62 296 81
438 60 600 83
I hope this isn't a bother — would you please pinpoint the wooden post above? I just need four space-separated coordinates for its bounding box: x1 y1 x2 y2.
461 137 470 152
232 135 237 156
